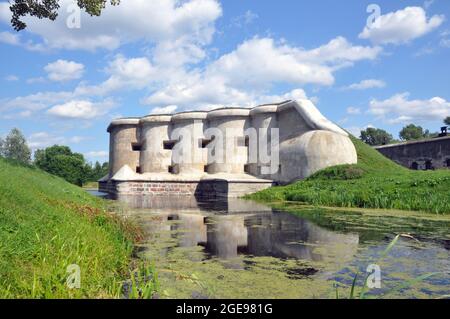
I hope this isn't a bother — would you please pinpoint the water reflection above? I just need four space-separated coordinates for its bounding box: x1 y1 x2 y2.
132 201 359 268
90 192 449 298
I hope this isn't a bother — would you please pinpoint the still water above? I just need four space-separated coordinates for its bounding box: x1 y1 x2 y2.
90 192 450 299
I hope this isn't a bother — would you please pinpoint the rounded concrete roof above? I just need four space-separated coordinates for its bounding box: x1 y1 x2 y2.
107 118 140 132
207 108 250 119
109 118 140 126
277 100 296 112
171 111 208 122
139 114 172 124
250 104 278 116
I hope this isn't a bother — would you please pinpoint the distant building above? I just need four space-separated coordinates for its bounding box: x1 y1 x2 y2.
375 135 450 170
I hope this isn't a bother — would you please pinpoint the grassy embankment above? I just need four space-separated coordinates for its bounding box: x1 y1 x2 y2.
248 136 450 214
0 157 153 298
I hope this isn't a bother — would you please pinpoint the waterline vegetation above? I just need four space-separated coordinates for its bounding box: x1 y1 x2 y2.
248 136 450 214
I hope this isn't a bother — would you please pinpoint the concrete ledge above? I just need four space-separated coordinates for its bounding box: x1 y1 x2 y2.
374 135 450 149
207 108 250 119
140 115 172 124
171 111 208 122
107 118 140 132
250 104 278 115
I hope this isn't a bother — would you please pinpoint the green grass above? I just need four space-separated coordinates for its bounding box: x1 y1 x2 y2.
0 157 145 298
248 136 450 214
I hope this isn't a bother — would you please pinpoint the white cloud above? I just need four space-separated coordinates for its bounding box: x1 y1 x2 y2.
47 99 116 120
28 132 86 149
142 36 381 110
75 55 155 96
344 79 386 90
26 77 46 84
0 31 20 45
0 0 222 52
44 59 85 82
0 31 46 51
359 7 444 45
347 107 362 115
369 93 450 124
150 105 178 114
231 10 259 27
4 75 19 82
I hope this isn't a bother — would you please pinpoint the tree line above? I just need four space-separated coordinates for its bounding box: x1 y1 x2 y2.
0 128 108 186
359 117 450 146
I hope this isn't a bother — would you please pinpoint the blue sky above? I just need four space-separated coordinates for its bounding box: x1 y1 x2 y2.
0 0 449 163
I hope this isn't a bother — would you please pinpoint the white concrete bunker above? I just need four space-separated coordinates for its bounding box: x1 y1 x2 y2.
100 100 357 199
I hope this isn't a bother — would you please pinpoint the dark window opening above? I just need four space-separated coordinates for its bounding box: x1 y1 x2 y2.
136 166 141 174
425 160 433 170
446 159 450 167
244 164 251 174
236 136 246 147
168 165 175 174
132 143 141 151
163 140 177 150
200 136 215 148
411 162 418 170
204 165 210 173
245 136 250 147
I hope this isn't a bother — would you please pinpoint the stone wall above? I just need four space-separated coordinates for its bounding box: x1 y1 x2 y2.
375 136 450 170
103 179 273 200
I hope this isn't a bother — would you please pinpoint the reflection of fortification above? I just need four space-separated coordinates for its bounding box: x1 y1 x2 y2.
138 207 359 270
100 100 357 199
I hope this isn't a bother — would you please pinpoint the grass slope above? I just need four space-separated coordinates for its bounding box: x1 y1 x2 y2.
248 136 450 214
0 158 137 298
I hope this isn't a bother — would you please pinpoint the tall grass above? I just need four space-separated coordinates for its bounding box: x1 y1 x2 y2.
0 157 143 298
339 235 441 299
248 137 450 214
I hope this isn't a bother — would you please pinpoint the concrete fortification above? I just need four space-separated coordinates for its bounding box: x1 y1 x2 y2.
101 100 357 200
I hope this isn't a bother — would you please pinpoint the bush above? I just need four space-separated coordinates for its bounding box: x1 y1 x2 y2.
308 165 365 181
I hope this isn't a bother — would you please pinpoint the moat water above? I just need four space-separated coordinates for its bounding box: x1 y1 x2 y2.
89 191 450 299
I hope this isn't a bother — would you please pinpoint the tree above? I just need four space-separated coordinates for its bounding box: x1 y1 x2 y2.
1 128 31 164
444 116 450 126
34 145 88 186
360 128 393 146
10 0 120 31
399 124 427 141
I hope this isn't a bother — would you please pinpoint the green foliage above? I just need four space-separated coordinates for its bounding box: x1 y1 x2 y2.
0 157 137 298
249 136 450 214
307 165 365 181
34 145 88 186
399 124 429 141
0 128 31 164
88 161 109 182
444 116 450 126
359 127 393 146
10 0 120 31
34 145 108 186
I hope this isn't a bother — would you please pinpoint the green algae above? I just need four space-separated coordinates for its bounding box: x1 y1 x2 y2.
124 205 449 299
